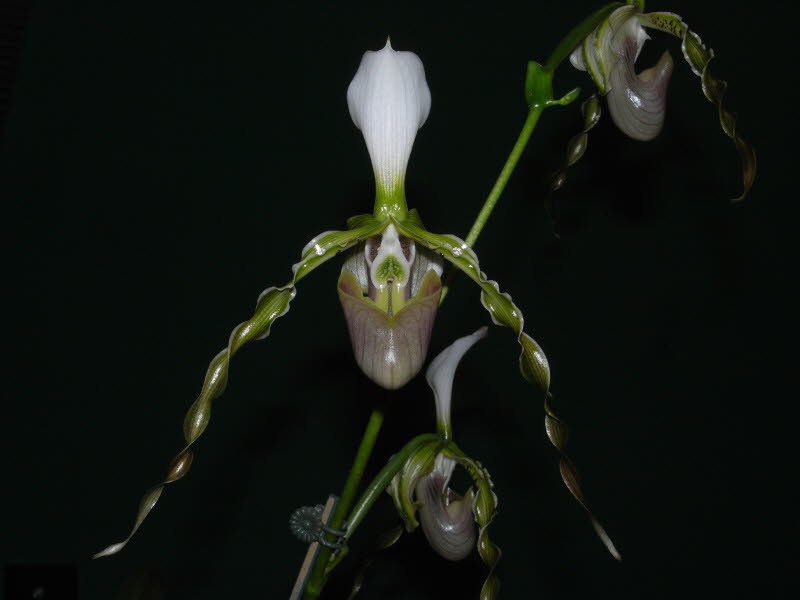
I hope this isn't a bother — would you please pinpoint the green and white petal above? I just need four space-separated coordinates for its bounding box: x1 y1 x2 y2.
426 326 488 439
348 40 431 214
387 439 442 531
291 216 387 282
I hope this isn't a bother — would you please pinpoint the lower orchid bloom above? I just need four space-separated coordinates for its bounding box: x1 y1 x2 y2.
386 328 500 594
553 0 755 202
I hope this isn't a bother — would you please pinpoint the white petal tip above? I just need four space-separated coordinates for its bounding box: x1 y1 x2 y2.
347 42 432 194
93 542 126 559
426 327 488 428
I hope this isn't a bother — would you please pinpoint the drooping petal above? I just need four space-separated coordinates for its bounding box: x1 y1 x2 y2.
547 94 603 235
446 449 501 596
93 222 382 559
639 10 756 201
347 40 431 199
426 327 488 439
338 268 441 390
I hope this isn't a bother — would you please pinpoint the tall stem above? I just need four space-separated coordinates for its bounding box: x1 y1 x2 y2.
464 105 544 248
303 407 385 600
440 105 544 303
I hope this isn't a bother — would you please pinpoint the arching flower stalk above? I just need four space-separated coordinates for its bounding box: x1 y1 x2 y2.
557 1 755 202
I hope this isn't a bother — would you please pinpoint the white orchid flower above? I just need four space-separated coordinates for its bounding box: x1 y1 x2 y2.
339 41 443 389
561 1 754 200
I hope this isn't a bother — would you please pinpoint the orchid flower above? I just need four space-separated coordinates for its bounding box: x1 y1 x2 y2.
339 43 441 388
553 0 755 201
385 327 501 596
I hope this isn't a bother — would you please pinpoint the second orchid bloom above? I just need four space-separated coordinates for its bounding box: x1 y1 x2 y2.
561 1 755 200
386 328 501 595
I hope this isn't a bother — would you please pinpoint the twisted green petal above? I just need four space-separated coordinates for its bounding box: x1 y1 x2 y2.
639 11 756 201
94 218 384 559
547 94 603 233
397 212 620 560
442 446 501 600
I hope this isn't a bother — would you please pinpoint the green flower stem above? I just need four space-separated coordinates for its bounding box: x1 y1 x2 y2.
303 407 386 600
440 105 543 303
322 433 441 575
343 434 438 541
439 3 625 305
464 1 619 244
464 105 544 250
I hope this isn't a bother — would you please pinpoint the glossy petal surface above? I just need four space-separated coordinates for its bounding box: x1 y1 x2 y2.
605 14 673 141
417 468 476 561
338 269 441 389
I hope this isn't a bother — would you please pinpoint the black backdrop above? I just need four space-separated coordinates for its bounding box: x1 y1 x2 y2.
2 1 794 598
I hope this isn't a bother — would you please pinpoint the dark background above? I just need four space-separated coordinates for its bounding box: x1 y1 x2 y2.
2 1 794 598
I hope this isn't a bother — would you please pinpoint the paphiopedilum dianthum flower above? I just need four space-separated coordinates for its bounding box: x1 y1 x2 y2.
555 0 755 201
386 328 502 596
338 41 442 389
95 41 616 564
